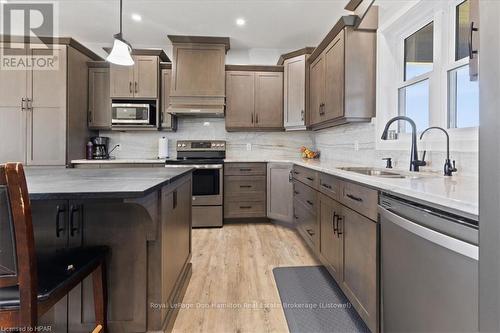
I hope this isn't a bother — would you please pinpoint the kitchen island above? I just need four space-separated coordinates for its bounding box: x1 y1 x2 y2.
25 167 194 333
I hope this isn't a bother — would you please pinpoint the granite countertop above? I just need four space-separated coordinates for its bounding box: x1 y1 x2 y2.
71 159 167 164
225 158 479 220
25 167 193 200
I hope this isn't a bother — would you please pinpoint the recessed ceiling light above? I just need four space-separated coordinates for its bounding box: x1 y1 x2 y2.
0 0 8 3
236 18 246 26
131 13 142 22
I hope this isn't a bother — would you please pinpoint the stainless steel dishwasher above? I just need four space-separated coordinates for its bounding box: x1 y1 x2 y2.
379 193 478 333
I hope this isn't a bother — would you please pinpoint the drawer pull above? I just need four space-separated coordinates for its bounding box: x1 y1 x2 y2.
294 190 299 195
239 168 252 172
332 212 338 234
239 185 252 188
336 216 344 237
346 193 363 202
321 183 332 189
294 171 300 175
306 200 314 206
240 205 252 209
306 177 314 181
306 229 315 236
294 214 299 219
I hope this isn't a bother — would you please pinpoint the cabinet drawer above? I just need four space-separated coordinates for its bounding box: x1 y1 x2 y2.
224 201 266 218
225 163 267 176
319 173 341 200
294 198 319 251
292 165 319 189
225 176 266 195
339 180 378 221
293 180 317 214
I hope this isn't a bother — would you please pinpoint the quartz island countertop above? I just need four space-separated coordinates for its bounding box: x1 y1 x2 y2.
25 167 193 200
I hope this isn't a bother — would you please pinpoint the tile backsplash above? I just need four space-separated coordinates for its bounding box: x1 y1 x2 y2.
100 117 478 176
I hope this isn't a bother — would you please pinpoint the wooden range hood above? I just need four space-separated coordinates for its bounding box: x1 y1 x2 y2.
167 35 230 117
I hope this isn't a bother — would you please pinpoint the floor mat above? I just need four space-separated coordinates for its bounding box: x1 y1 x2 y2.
273 265 370 333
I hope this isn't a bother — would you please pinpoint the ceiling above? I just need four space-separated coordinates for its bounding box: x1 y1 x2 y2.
6 0 414 62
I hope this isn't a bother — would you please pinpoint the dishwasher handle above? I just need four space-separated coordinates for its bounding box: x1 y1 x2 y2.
378 206 478 260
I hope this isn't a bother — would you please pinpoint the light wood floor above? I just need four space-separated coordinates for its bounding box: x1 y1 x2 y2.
171 222 320 333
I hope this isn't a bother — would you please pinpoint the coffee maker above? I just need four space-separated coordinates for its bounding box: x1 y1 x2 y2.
90 136 110 160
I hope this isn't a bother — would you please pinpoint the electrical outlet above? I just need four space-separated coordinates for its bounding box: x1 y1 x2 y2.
246 143 252 151
354 141 359 151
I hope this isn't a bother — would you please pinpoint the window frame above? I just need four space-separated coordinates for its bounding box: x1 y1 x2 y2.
376 0 478 153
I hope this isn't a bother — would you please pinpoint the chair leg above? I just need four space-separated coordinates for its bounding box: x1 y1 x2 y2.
92 262 107 332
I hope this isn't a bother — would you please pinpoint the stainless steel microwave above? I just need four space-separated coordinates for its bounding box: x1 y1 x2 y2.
111 103 150 125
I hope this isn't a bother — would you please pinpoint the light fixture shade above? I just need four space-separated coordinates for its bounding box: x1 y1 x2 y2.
106 37 134 66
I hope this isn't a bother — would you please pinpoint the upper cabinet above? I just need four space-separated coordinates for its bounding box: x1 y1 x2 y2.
279 47 315 131
88 62 111 130
167 35 229 116
308 13 377 130
108 49 169 99
160 64 177 131
225 66 284 131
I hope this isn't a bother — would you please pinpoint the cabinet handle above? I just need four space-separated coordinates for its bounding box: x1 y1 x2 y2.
251 113 254 124
239 168 252 172
135 81 138 93
21 98 26 111
294 214 299 219
240 205 252 209
69 205 80 237
333 212 338 234
293 171 300 175
469 22 478 59
336 216 343 237
27 98 32 111
306 177 314 181
239 185 252 188
55 205 66 238
346 193 363 202
256 114 259 124
294 190 299 195
129 82 132 94
306 229 315 236
289 170 293 182
306 200 314 206
321 183 332 189
301 109 304 121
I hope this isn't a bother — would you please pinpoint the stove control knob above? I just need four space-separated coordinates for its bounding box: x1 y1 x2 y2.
182 144 186 147
221 143 225 147
177 143 181 147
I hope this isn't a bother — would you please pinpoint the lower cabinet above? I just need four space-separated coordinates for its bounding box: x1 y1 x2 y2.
293 165 379 333
267 162 293 223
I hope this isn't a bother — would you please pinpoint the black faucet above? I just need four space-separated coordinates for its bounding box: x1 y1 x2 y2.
381 116 426 172
419 127 457 176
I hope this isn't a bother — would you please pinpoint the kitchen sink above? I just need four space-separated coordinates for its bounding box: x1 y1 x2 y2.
338 167 416 179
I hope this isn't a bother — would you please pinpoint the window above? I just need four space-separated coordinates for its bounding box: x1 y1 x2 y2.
399 22 433 133
448 0 479 129
455 0 470 61
404 23 434 80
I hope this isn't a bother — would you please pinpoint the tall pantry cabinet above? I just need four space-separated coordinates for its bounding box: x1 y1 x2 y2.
0 38 100 165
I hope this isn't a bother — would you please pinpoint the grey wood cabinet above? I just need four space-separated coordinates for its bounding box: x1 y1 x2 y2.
224 163 267 219
308 17 376 130
0 41 97 166
88 66 111 129
160 68 177 131
266 162 293 223
225 67 283 131
283 54 310 130
110 55 159 99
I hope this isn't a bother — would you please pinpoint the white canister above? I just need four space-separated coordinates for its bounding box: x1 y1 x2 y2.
158 137 169 159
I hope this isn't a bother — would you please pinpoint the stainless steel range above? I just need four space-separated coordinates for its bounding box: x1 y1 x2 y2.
165 140 225 228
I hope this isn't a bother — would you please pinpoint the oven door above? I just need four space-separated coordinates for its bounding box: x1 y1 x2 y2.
190 165 223 206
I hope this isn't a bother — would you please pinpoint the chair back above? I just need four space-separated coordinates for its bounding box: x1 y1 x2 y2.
0 163 37 323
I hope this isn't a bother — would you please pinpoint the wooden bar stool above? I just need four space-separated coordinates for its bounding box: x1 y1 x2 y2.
0 163 108 332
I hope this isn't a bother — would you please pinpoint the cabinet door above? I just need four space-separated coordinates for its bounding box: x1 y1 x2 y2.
342 206 377 332
88 67 111 129
309 55 325 126
171 44 226 97
110 64 134 98
225 71 255 128
324 31 345 120
267 163 293 223
160 69 175 130
254 71 283 129
284 55 306 128
294 198 319 252
134 55 158 98
319 193 343 282
26 106 66 166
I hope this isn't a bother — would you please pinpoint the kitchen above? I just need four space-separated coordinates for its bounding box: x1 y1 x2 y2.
0 0 497 332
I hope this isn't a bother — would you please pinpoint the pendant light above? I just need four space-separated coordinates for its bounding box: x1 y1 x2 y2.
107 0 134 66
